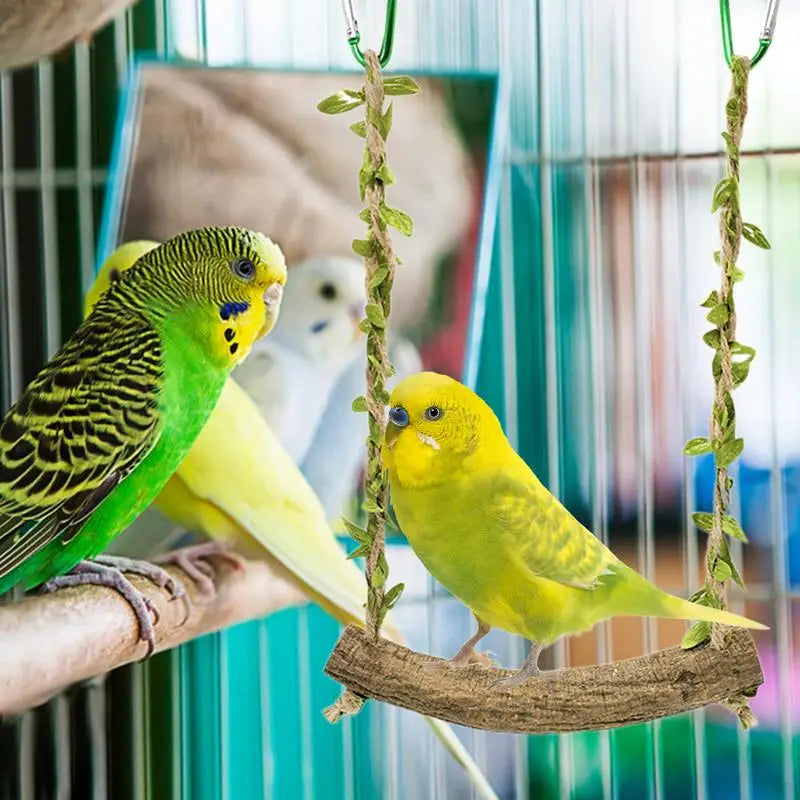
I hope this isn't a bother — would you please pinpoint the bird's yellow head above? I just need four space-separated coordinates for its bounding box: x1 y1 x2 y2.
83 240 160 319
382 371 505 488
85 228 288 368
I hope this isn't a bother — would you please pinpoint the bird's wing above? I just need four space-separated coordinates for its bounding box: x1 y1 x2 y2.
172 378 388 631
0 311 163 578
490 470 618 589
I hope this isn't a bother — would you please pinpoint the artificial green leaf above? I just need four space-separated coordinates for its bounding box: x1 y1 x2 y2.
352 237 374 257
384 582 405 608
712 353 722 379
684 437 713 456
358 318 371 334
343 518 370 544
692 512 714 532
380 205 413 236
368 266 389 289
383 76 421 95
713 250 722 265
376 162 396 186
359 208 372 224
372 552 389 590
706 303 729 326
347 544 369 560
703 329 721 349
681 621 712 650
689 587 708 605
362 497 383 514
380 102 394 138
728 264 745 282
742 221 770 249
365 303 386 328
711 177 735 213
731 360 751 387
722 515 748 542
721 131 739 159
712 560 732 581
700 290 719 308
731 341 756 362
318 89 365 114
352 395 369 413
716 437 744 468
350 120 367 138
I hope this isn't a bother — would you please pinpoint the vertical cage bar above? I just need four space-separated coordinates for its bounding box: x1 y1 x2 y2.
764 155 797 800
36 57 60 359
0 71 22 408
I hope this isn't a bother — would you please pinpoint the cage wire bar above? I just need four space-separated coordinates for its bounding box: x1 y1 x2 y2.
0 0 798 799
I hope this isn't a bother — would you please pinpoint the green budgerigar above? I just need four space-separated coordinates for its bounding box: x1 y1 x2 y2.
0 226 287 650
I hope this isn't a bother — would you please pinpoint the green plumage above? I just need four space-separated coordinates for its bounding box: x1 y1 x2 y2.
0 226 286 593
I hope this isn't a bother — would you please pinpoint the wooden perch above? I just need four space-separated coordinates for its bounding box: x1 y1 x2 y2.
0 558 307 716
325 624 764 733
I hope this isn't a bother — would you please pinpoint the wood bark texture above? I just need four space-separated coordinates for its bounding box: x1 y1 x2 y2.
0 557 306 715
325 624 764 733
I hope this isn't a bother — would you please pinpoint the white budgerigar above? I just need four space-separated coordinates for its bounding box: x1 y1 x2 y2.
234 254 366 463
303 336 423 522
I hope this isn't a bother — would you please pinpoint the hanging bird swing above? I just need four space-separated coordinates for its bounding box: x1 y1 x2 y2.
319 0 776 734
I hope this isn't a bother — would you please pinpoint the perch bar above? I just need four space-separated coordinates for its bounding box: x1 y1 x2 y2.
0 557 306 715
325 624 764 733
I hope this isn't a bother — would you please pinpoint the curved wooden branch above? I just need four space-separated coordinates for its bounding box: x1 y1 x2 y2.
0 558 307 716
324 624 764 733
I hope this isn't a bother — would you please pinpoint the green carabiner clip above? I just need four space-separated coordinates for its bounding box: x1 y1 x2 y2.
341 0 397 68
720 0 780 68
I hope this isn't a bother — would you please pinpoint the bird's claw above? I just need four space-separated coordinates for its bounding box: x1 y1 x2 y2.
424 649 498 671
492 666 561 689
91 554 190 623
40 560 161 656
152 541 244 597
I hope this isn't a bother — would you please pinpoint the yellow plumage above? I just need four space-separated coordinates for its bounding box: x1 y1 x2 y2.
382 371 767 685
85 244 499 800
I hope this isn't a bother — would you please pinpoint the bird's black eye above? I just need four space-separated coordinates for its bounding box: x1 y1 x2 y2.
423 406 443 421
232 258 256 279
319 282 338 301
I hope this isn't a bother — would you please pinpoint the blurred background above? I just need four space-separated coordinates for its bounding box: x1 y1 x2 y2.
0 0 798 798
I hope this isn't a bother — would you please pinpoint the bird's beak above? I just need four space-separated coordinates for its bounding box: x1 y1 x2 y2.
258 281 284 338
384 405 409 449
264 281 283 312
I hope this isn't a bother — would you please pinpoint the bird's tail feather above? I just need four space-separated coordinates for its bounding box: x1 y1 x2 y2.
659 592 768 630
423 717 499 800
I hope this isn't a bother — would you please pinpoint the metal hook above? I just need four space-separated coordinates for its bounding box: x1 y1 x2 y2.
720 0 781 69
340 0 398 68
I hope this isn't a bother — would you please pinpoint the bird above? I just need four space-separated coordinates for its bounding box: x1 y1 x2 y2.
233 254 365 464
81 243 499 800
382 371 768 687
0 226 287 653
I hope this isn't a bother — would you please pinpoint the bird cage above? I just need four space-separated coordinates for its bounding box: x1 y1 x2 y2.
0 1 798 799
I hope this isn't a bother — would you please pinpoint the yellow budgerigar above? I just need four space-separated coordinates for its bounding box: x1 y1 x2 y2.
83 243 499 800
382 371 768 687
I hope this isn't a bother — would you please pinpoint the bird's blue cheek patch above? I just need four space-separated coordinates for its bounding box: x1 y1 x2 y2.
219 301 250 321
310 320 329 334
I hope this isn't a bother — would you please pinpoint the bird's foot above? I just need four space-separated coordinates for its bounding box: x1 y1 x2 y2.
492 642 553 688
493 664 562 689
41 560 162 656
152 541 244 596
91 554 189 621
424 648 498 671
